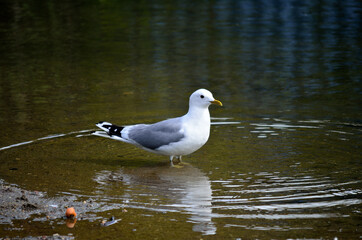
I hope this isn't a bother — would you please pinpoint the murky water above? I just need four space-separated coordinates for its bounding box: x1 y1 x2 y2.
0 0 361 239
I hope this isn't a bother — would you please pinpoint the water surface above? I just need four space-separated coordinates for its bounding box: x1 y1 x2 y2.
0 0 361 239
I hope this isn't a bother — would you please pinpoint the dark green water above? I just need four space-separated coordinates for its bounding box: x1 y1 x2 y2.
0 0 361 239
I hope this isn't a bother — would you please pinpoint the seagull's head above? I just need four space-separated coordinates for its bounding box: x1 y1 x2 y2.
189 89 223 108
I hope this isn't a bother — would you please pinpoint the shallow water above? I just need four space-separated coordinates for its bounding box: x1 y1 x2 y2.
0 0 361 239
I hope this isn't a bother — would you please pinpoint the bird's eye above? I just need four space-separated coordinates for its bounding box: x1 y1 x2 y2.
200 95 204 99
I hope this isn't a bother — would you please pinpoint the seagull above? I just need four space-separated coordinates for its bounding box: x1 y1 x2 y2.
92 89 222 163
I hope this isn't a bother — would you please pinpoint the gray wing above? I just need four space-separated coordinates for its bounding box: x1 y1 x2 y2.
128 117 185 150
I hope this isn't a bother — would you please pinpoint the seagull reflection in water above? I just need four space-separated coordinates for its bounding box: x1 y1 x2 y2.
94 163 216 235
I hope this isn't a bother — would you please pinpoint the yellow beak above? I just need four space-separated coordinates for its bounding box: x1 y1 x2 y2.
210 99 223 106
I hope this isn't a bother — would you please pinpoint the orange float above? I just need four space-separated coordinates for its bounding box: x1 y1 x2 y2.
65 207 77 219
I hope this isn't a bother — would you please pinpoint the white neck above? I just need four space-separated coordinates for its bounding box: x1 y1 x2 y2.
185 105 211 124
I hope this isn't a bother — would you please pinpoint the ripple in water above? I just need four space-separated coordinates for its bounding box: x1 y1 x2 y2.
92 166 361 234
211 172 362 220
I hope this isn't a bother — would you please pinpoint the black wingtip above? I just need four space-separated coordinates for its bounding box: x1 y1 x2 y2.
97 121 104 124
108 125 124 137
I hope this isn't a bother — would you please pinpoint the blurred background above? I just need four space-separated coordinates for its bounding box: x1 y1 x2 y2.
0 0 361 239
0 0 361 137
